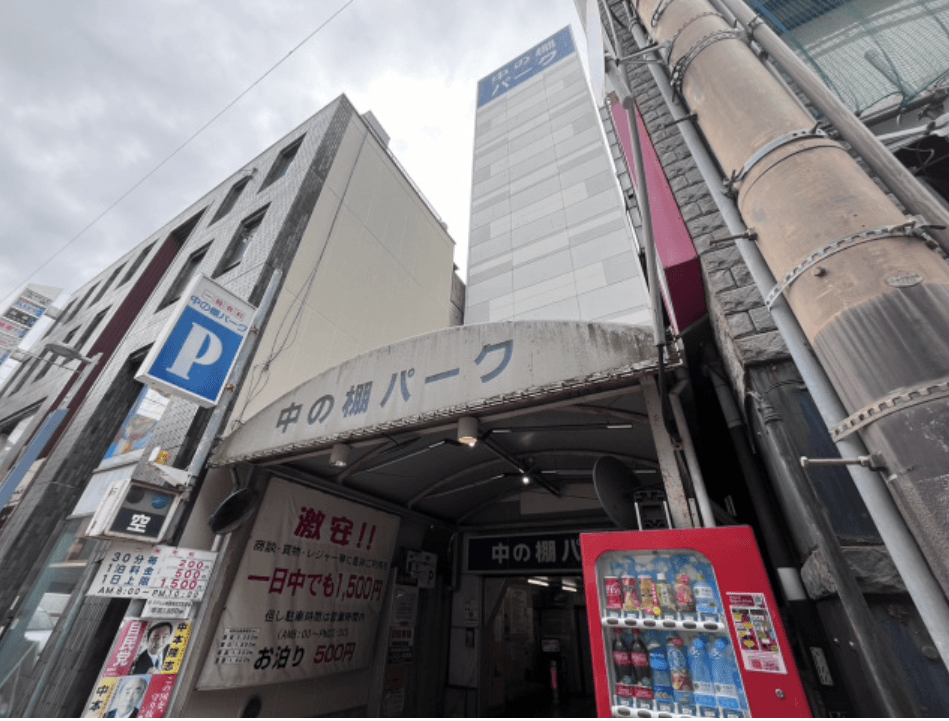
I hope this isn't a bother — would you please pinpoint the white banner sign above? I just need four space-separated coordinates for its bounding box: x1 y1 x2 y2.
196 478 400 689
88 542 217 601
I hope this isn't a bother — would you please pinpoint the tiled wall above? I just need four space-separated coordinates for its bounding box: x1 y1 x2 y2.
466 46 652 327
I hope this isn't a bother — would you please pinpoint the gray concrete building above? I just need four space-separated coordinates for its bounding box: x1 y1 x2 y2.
0 94 460 717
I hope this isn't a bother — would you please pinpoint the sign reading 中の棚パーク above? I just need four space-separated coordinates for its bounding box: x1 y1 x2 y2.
476 26 574 107
135 274 256 407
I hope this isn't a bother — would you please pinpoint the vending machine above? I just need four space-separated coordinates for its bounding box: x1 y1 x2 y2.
581 527 810 718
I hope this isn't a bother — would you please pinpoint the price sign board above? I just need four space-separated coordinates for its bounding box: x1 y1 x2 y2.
88 542 217 601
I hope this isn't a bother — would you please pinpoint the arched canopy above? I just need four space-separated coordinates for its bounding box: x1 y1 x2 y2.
213 320 680 528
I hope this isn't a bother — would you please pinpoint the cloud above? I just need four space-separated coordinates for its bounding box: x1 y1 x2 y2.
0 0 584 320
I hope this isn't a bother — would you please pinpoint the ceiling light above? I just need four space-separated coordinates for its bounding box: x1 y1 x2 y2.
330 443 351 467
562 584 578 593
527 577 549 587
457 416 479 447
521 474 531 485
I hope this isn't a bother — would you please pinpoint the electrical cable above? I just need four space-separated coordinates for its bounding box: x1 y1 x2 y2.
1 0 354 306
235 127 371 423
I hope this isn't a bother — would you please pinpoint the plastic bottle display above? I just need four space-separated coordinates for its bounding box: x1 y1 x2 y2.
693 573 719 619
612 629 633 683
655 572 677 617
605 565 623 617
596 550 751 716
621 573 640 616
709 637 742 711
688 636 717 711
638 572 660 617
628 629 654 704
647 635 675 712
675 573 697 615
666 635 694 708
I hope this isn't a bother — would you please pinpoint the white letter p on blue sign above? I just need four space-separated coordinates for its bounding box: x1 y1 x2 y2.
136 275 254 408
166 323 223 380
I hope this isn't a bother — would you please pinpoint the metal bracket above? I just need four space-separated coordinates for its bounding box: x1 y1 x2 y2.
831 377 949 441
801 454 887 471
723 126 827 197
659 112 698 130
708 228 757 245
764 217 928 308
617 43 669 63
671 29 744 100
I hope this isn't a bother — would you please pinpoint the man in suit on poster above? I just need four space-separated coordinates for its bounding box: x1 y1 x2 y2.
131 622 173 675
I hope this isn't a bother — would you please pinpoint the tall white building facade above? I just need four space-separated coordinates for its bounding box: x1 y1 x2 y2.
465 27 651 326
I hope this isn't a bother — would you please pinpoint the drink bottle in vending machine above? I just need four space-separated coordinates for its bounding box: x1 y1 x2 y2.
581 527 810 718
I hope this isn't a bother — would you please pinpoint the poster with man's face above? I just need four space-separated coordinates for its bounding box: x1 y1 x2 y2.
104 675 150 718
83 619 192 718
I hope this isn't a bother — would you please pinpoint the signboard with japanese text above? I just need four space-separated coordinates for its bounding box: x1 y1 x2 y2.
135 274 256 408
398 549 436 589
87 542 217 601
213 321 658 467
0 283 60 364
466 532 583 573
83 619 193 718
196 478 400 689
85 481 182 544
477 26 575 107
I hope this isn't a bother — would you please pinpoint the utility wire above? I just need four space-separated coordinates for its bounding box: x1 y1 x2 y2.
1 0 354 306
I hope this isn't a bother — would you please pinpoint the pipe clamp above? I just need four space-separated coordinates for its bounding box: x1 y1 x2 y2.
764 217 930 308
671 29 744 100
724 127 827 197
831 378 949 441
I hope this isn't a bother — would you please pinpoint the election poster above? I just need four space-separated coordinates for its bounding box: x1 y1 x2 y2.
83 619 193 718
196 478 400 689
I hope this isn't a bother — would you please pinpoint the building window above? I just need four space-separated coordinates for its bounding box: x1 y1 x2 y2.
103 385 171 461
213 208 266 277
119 243 155 286
159 243 210 310
211 177 251 225
9 357 41 396
31 350 55 383
65 283 99 323
91 264 124 306
0 409 38 467
260 137 304 190
74 307 109 353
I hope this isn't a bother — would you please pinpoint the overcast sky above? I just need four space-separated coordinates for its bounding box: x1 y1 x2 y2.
0 0 589 374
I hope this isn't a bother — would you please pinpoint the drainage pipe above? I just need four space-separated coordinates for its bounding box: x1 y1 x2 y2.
668 377 715 527
619 0 949 669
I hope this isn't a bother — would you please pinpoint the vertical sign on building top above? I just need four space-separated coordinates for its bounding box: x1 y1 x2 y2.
0 284 61 365
477 26 575 107
135 274 255 408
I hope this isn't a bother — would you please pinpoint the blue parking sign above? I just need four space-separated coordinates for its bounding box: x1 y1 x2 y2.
136 275 256 407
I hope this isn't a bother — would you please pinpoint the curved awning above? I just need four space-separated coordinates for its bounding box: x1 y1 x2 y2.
214 321 662 467
213 320 681 527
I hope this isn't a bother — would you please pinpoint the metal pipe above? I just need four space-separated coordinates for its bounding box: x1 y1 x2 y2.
668 378 715 527
703 356 796 571
716 0 949 253
750 390 919 716
606 59 666 357
621 1 949 669
162 270 283 544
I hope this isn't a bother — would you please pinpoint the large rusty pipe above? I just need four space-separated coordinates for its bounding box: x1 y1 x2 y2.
631 0 949 602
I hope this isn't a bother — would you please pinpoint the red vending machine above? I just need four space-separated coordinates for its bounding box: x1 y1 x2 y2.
581 527 810 718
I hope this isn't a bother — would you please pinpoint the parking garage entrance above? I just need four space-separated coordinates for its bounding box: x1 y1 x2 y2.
176 320 688 717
